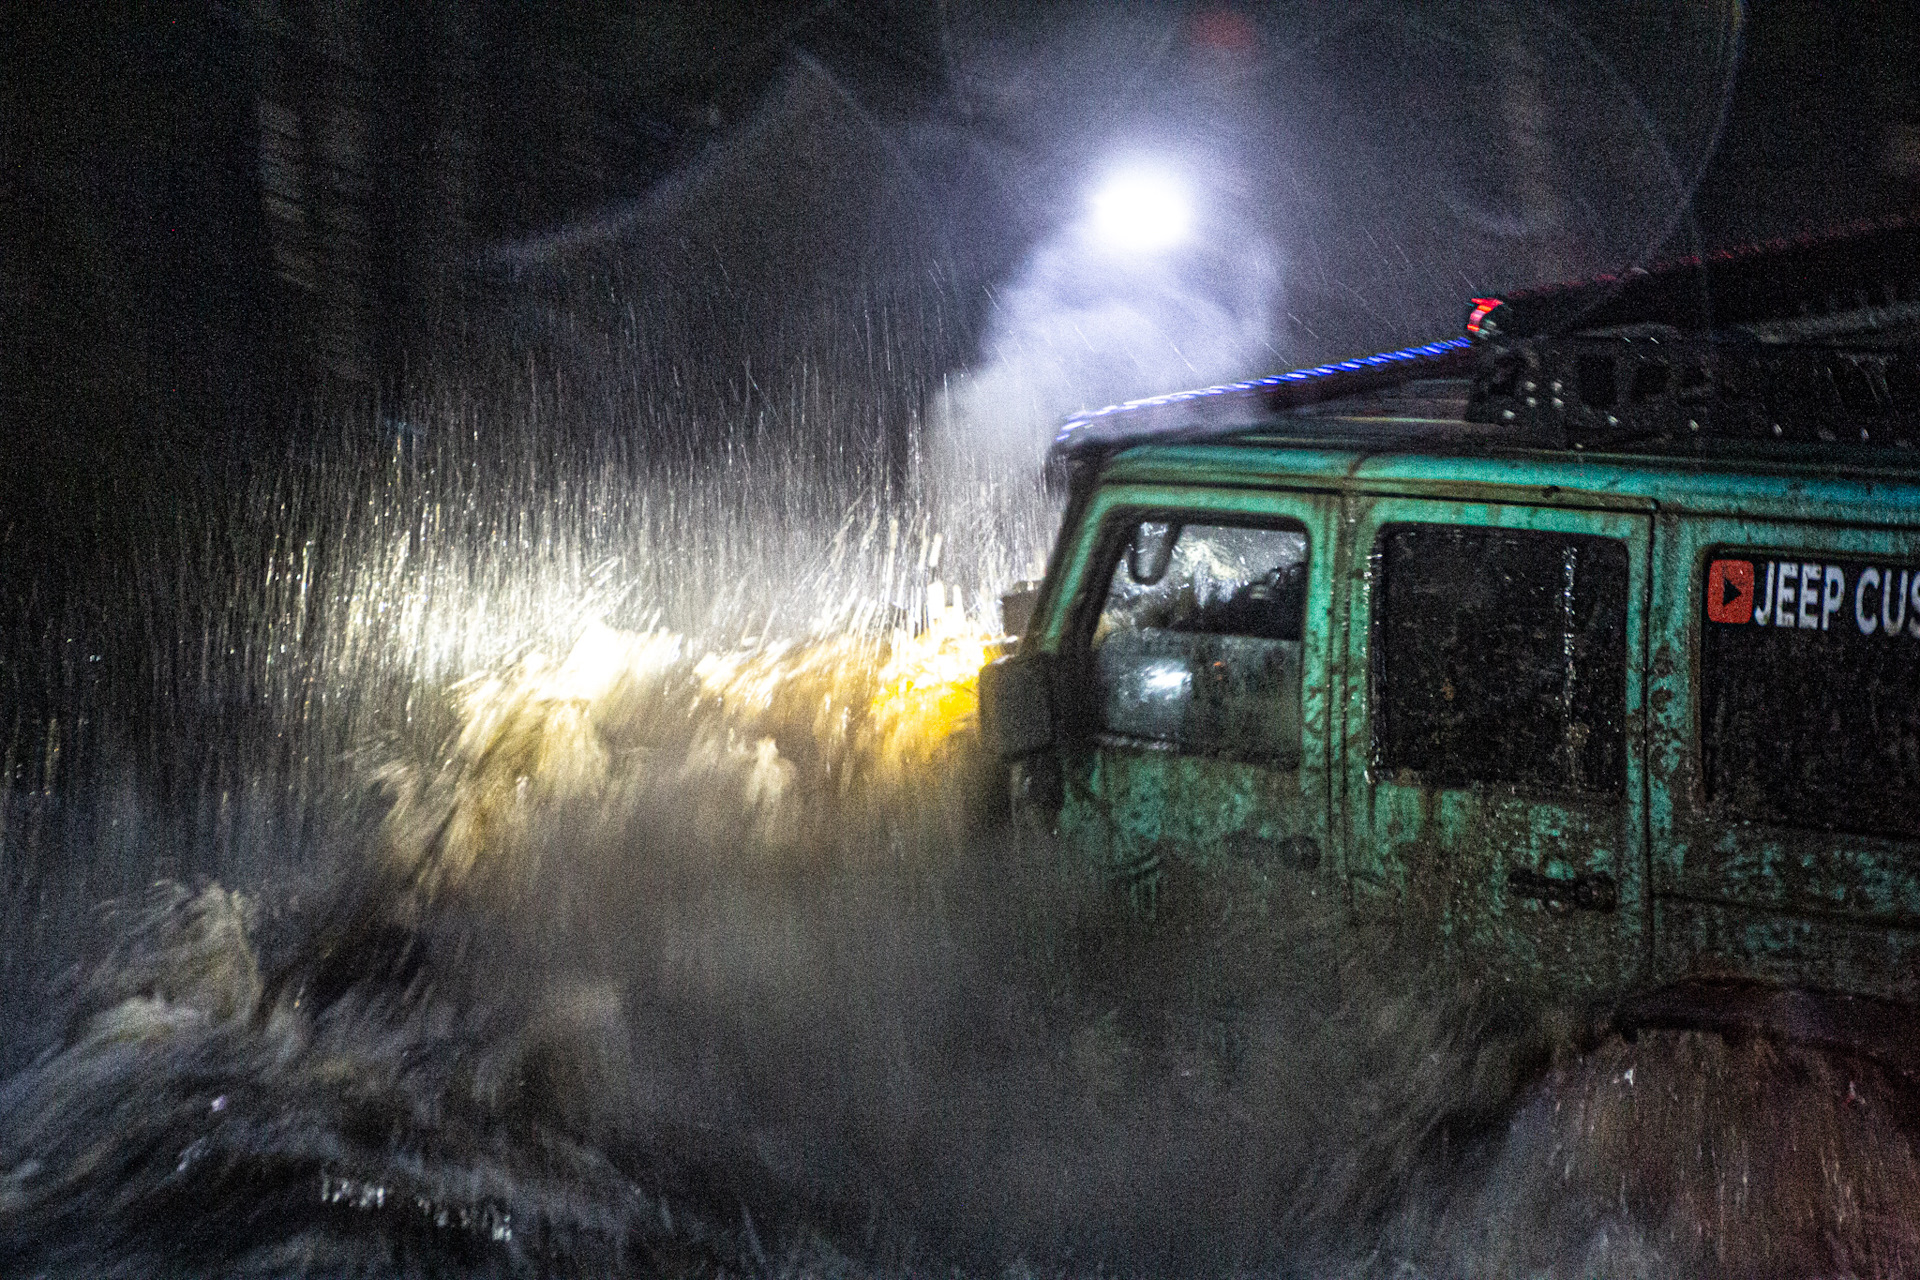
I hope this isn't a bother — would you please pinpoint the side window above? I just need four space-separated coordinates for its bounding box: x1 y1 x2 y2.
1700 552 1920 839
1090 518 1308 764
1372 523 1628 794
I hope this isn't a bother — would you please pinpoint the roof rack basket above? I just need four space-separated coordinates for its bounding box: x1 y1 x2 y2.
1050 215 1920 473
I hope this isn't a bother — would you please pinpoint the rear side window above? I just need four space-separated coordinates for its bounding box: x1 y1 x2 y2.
1701 552 1920 838
1372 524 1628 794
1090 518 1307 764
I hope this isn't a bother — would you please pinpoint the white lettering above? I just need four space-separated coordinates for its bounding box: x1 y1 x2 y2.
1887 568 1911 637
1910 571 1920 639
1754 561 1775 625
1858 567 1881 635
1823 565 1845 631
1799 562 1822 627
1777 562 1798 625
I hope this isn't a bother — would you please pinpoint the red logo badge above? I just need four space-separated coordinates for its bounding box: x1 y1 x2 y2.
1707 559 1755 623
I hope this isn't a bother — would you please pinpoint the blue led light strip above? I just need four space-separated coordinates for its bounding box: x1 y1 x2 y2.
1052 335 1473 453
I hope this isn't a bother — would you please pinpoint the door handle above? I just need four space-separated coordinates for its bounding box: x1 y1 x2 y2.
1506 866 1617 913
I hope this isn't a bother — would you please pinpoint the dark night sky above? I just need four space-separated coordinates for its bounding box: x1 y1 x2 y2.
2 1 1915 516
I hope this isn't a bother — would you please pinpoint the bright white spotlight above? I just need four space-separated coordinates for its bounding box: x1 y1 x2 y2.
1090 167 1193 253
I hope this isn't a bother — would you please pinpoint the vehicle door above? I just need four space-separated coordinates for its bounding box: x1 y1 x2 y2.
1048 483 1339 908
1340 496 1651 999
1647 516 1920 1002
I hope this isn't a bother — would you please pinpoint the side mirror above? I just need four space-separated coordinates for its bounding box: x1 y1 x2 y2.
978 652 1056 759
1126 520 1179 585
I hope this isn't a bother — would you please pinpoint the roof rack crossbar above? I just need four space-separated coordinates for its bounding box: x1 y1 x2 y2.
1047 336 1474 473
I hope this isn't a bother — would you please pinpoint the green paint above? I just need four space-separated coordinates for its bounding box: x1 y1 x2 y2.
1020 426 1920 1007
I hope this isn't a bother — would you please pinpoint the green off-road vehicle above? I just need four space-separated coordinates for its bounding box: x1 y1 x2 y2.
982 220 1920 1060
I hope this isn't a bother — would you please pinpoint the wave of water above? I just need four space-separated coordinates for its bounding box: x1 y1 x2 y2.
6 574 1918 1277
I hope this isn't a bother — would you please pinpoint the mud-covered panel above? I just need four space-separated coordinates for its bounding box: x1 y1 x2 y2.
1678 829 1920 921
1061 748 1318 903
1345 497 1651 1004
1047 489 1337 917
1654 898 1920 1004
1701 553 1920 840
1362 786 1644 999
1649 521 1920 929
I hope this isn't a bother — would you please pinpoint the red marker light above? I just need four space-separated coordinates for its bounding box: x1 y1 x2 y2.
1466 298 1503 337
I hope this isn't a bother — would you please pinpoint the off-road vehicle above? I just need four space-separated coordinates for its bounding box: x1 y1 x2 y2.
983 219 1920 1059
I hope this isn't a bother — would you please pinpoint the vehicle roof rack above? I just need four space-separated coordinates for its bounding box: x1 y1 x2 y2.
1465 213 1920 340
1468 217 1920 452
1048 216 1920 479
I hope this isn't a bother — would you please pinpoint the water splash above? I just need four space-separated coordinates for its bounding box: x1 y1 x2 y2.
1 6 1903 1274
8 486 1920 1276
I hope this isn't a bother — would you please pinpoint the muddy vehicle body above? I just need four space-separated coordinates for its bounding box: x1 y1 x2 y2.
983 222 1920 1057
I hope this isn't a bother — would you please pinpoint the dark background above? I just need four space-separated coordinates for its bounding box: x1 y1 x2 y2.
6 3 1916 488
